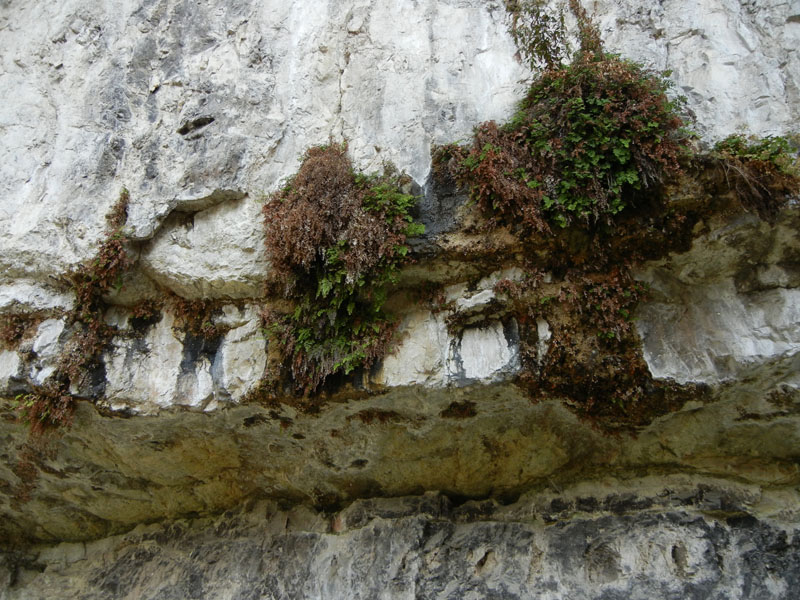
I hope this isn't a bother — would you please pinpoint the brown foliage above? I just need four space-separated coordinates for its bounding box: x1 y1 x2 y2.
434 123 551 233
507 268 704 430
262 144 423 394
16 386 75 437
168 295 223 339
0 314 42 350
707 135 800 223
264 145 410 296
17 188 134 433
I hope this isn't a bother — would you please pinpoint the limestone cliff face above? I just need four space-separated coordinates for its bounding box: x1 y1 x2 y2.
1 1 799 598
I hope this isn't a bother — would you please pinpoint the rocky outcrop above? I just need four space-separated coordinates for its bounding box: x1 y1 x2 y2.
636 208 800 387
2 0 800 598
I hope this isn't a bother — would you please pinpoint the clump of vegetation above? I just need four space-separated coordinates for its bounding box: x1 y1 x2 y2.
13 387 75 436
128 299 163 329
431 2 708 429
436 53 687 231
168 295 225 339
437 0 690 231
262 144 424 395
435 3 795 427
0 314 43 351
709 134 800 222
492 267 708 428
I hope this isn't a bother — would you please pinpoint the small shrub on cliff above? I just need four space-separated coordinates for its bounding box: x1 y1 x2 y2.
263 144 424 394
168 295 224 339
14 387 75 436
0 314 42 350
436 51 687 230
437 0 688 231
709 134 800 221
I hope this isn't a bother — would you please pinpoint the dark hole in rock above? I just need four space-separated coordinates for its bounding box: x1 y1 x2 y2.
476 549 494 572
176 116 215 135
440 400 478 419
242 415 269 428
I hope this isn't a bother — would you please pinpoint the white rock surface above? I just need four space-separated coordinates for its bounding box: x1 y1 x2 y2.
102 304 268 412
140 197 269 299
212 305 267 402
0 281 74 314
103 312 184 413
0 0 526 285
639 282 800 385
6 0 793 291
1 0 799 402
377 269 526 387
536 318 552 366
593 0 800 143
376 310 450 387
376 309 521 388
0 350 22 394
176 357 214 409
636 209 800 386
29 318 66 385
453 321 520 382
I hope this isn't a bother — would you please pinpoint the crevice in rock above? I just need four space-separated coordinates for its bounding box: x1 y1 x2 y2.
176 116 215 136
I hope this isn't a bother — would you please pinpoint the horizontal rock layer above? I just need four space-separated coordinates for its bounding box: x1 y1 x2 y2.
1 374 799 547
2 480 799 599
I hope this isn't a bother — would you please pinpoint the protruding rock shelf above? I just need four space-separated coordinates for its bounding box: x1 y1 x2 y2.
3 480 799 599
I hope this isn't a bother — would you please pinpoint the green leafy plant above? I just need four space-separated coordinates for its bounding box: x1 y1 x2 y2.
709 134 800 221
262 144 424 394
436 51 688 230
436 0 689 232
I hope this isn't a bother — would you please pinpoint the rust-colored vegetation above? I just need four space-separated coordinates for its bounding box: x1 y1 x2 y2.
0 314 42 351
262 143 424 395
706 134 800 222
434 2 708 429
15 189 134 434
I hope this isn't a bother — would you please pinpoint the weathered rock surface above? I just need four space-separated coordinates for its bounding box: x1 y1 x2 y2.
595 0 800 142
0 0 526 300
2 0 798 304
2 481 799 599
140 198 269 300
2 372 799 546
636 208 800 386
